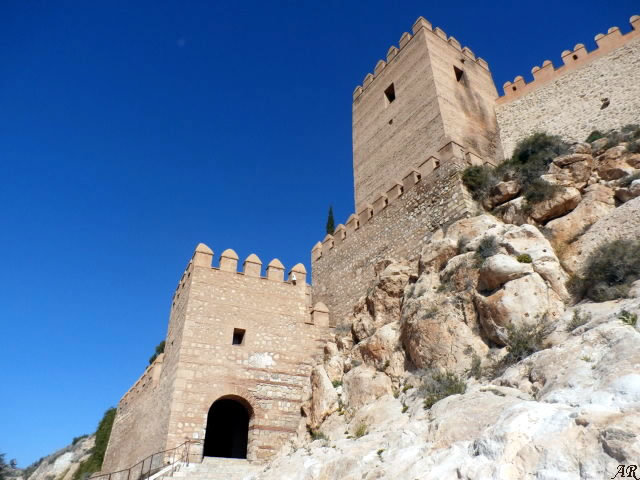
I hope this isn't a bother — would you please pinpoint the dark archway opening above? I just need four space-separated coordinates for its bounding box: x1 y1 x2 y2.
203 398 250 459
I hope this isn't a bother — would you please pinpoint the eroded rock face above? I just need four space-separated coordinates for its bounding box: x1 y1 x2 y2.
358 321 405 376
309 365 339 429
401 296 488 374
596 146 636 180
474 273 564 345
342 365 393 410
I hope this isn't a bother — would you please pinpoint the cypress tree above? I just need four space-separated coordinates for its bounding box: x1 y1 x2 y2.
326 206 335 235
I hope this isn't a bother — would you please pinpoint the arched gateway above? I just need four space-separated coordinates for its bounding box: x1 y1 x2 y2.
203 396 252 459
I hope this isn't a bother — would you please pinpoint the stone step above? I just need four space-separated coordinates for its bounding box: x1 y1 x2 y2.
167 458 263 480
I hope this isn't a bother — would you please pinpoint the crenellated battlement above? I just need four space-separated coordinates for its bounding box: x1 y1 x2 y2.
352 16 490 102
498 15 640 104
119 353 164 409
312 140 486 264
172 244 307 306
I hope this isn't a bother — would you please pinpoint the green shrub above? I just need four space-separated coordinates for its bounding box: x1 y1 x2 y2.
419 371 466 409
569 239 640 302
148 340 165 365
489 319 553 378
461 132 568 206
618 309 638 327
474 236 499 264
619 172 640 188
504 320 553 363
566 309 591 331
585 130 605 143
516 254 532 264
468 354 482 380
508 133 569 184
72 408 117 480
462 165 496 200
628 141 640 154
354 423 368 438
523 178 560 206
332 380 342 388
310 429 328 441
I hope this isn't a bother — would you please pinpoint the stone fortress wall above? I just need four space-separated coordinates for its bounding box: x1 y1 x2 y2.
103 245 331 471
496 16 640 157
312 146 476 324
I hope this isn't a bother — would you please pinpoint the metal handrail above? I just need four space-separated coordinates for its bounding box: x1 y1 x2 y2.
90 440 202 480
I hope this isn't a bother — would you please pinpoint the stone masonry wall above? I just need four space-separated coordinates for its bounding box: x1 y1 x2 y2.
312 157 475 325
496 18 640 157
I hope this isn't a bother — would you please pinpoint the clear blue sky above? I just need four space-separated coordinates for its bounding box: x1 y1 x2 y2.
1 0 636 467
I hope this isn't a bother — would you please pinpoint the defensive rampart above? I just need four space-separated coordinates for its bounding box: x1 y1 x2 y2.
312 142 478 324
496 16 640 157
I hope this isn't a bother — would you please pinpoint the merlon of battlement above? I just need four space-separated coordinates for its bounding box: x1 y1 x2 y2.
352 16 490 101
498 15 640 103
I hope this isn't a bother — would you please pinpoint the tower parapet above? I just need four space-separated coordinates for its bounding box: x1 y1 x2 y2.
351 16 502 212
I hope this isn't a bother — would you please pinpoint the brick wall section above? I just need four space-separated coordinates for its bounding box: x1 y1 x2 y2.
496 20 640 157
103 248 331 470
312 159 475 325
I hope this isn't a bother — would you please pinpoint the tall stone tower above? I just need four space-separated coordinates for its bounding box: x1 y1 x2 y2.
352 16 502 211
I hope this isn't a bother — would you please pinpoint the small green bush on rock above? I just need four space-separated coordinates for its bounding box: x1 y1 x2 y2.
419 371 466 409
585 130 605 143
569 239 640 302
516 254 532 264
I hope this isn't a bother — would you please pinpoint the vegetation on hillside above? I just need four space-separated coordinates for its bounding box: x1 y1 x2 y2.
419 371 467 409
569 239 640 302
72 408 117 480
462 132 569 206
585 123 640 151
148 340 165 365
326 206 335 235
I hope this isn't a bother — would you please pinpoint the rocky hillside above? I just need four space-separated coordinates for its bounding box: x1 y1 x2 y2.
12 436 96 480
247 131 640 479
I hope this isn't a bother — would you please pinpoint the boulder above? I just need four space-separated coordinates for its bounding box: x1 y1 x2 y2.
351 314 375 343
528 186 581 223
401 295 488 373
552 152 593 168
341 365 393 410
590 137 609 154
596 146 636 180
482 181 520 209
493 196 529 225
545 183 615 245
474 272 565 345
477 254 533 292
615 179 640 203
625 153 640 168
309 365 339 428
